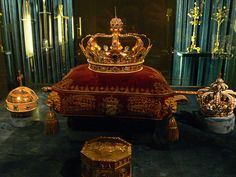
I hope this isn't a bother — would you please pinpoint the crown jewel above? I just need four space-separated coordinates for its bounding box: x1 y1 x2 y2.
197 75 236 117
79 17 152 73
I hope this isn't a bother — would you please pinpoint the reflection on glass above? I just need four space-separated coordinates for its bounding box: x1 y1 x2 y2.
22 0 34 58
39 0 53 51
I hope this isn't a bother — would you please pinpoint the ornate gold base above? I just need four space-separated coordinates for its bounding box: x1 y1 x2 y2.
186 46 201 53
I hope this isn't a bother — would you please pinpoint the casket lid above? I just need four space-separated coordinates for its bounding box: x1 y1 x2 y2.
81 137 131 162
52 64 173 97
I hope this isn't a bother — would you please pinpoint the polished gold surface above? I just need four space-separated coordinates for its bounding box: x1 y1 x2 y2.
79 16 152 73
6 86 38 113
81 137 131 162
81 137 131 177
186 1 204 53
6 71 38 113
197 75 236 117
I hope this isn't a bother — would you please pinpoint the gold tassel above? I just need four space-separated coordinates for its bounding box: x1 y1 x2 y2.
167 116 179 142
45 108 59 135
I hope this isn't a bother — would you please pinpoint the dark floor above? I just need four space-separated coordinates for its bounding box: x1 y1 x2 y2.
0 92 236 177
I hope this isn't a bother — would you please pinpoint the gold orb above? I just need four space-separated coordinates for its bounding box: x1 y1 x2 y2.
6 86 38 117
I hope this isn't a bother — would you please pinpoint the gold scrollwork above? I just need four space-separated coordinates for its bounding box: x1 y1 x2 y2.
75 95 96 111
162 97 177 117
86 142 128 154
62 94 96 112
128 96 161 117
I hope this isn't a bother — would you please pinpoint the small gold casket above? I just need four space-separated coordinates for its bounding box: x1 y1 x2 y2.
81 137 132 177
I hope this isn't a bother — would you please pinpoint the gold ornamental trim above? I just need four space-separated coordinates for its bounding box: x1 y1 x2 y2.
88 60 144 66
61 94 96 112
88 63 143 74
81 136 131 163
52 86 174 97
127 96 162 116
52 78 174 97
6 100 38 113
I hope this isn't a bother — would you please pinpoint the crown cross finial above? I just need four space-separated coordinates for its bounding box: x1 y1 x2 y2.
17 70 24 86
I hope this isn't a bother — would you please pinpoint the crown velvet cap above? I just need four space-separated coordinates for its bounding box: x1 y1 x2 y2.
79 17 152 73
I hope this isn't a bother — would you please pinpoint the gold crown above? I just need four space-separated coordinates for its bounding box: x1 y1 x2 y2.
79 17 152 73
197 75 236 117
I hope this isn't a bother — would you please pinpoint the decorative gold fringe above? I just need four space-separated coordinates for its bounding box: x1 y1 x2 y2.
167 116 179 142
45 109 59 135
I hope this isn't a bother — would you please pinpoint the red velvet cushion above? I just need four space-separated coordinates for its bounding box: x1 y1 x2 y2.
53 64 173 96
51 64 173 120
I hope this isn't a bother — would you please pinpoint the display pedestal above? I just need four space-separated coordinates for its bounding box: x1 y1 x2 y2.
204 114 235 134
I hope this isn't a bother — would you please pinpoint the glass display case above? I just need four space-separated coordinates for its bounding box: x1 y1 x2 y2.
0 0 235 88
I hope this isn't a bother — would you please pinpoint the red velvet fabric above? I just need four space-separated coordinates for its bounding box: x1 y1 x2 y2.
53 64 172 95
51 64 173 120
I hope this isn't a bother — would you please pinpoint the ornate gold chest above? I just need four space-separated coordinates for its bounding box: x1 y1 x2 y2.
81 137 132 177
